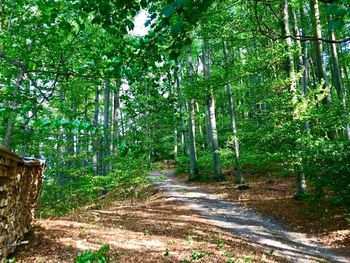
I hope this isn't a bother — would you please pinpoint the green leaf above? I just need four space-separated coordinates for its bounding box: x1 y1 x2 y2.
330 19 344 30
140 0 148 9
144 19 152 27
171 23 182 34
157 35 166 42
161 5 175 18
174 0 187 8
42 120 51 127
59 20 72 32
60 119 70 127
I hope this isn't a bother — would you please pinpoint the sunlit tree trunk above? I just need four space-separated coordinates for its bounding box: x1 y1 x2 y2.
175 71 189 155
103 79 111 175
222 40 243 184
113 82 121 153
195 102 205 150
282 0 307 195
310 0 330 102
299 5 310 100
328 20 350 140
93 85 101 175
173 128 178 159
170 74 179 159
186 47 199 180
203 40 223 181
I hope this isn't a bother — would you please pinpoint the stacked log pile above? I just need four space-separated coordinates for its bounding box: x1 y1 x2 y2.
0 146 45 261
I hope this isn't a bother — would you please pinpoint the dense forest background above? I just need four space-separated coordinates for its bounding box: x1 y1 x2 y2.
0 0 349 215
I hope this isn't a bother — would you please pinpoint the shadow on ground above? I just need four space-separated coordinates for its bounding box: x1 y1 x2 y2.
13 188 280 263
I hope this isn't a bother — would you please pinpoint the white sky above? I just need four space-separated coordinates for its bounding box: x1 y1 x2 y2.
130 10 150 36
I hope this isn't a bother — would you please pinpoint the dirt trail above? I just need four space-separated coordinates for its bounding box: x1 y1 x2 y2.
15 174 282 262
149 170 350 263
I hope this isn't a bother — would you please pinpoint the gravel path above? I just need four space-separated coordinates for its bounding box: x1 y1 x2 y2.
149 170 349 263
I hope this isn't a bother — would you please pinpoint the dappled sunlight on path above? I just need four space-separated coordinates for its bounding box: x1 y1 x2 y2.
149 169 350 263
14 188 279 262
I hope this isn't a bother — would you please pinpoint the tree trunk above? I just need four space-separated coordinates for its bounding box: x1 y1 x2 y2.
207 92 223 181
113 82 121 153
282 0 307 195
328 19 350 140
175 73 189 155
186 47 199 180
173 128 178 159
93 85 101 175
299 6 310 99
203 40 223 181
222 40 243 184
188 99 199 180
171 77 179 159
103 79 111 175
310 0 330 102
196 102 205 150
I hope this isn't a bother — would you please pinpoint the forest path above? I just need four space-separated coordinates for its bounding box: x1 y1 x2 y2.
149 169 349 263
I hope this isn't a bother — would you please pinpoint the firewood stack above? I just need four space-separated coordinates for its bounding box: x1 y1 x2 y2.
0 146 45 261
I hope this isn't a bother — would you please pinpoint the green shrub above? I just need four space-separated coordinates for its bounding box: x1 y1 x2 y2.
175 155 190 175
75 245 110 263
38 155 151 217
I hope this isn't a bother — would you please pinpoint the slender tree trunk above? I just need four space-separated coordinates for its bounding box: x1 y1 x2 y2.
282 1 297 105
339 46 350 84
207 92 223 180
81 92 89 168
310 0 330 102
203 40 223 181
175 73 189 155
299 6 310 99
328 20 350 140
67 98 76 168
205 105 212 148
120 99 125 140
103 79 111 175
282 0 307 195
93 85 101 175
222 40 243 184
196 102 205 150
173 128 178 159
186 47 199 180
171 77 179 159
113 82 121 153
188 99 199 180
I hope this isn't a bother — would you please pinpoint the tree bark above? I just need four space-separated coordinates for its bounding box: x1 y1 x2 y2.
203 40 223 181
207 92 223 181
186 47 199 180
222 40 243 184
282 0 307 195
328 19 350 140
113 82 121 153
299 6 310 99
103 79 111 175
175 72 189 155
310 0 330 102
93 85 101 175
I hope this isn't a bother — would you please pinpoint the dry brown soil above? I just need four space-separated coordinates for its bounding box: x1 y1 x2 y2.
13 187 283 263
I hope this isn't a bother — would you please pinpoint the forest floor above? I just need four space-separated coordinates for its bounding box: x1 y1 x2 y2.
13 179 282 262
12 168 350 262
150 170 349 263
174 169 350 258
